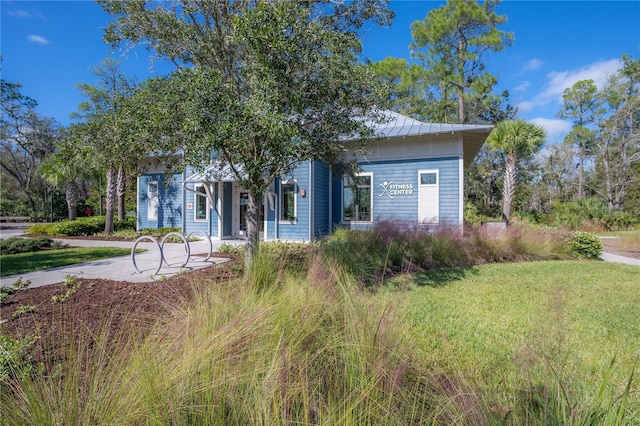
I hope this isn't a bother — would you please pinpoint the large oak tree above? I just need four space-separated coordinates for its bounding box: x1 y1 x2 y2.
99 0 392 269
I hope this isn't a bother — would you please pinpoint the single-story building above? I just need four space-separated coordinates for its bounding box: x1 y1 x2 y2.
136 111 492 241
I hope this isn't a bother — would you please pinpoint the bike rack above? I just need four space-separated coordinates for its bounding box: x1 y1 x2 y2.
187 230 213 262
160 232 190 268
131 236 163 275
131 231 211 275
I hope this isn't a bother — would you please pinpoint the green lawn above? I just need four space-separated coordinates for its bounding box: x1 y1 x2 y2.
0 247 134 276
383 260 640 413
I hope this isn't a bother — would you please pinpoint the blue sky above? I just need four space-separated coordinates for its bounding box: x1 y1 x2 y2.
2 0 639 144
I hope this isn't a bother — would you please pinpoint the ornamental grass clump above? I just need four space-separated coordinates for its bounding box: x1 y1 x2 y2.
1 255 460 424
322 221 570 285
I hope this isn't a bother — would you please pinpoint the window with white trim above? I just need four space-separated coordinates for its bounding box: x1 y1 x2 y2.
343 173 372 222
194 184 209 221
280 180 297 221
147 181 158 221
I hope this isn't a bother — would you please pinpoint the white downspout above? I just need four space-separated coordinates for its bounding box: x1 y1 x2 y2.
136 176 141 232
328 168 332 234
309 161 314 241
181 173 187 234
459 157 464 229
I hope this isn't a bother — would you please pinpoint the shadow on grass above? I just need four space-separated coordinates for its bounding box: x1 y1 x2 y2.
413 266 478 287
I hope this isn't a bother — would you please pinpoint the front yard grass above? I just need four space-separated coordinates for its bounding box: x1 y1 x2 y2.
383 260 640 417
0 247 134 277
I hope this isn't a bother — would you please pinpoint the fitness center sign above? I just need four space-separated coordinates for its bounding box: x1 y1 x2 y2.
378 181 414 199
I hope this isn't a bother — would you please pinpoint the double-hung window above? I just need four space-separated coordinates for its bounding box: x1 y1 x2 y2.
194 184 209 221
280 180 297 222
343 173 372 222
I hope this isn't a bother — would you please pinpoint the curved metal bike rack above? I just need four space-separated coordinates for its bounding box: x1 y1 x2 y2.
132 232 216 275
131 236 163 275
160 232 190 268
186 231 212 262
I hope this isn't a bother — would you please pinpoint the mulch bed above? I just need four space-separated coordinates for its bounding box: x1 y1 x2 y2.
0 254 240 358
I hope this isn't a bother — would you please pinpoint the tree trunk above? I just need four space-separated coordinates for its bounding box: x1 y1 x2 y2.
104 164 117 234
244 189 262 274
502 153 516 224
577 147 584 200
457 31 466 124
117 164 126 222
65 181 78 221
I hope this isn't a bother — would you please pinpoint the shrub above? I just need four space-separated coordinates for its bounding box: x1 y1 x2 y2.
27 223 56 236
600 211 638 231
0 286 15 305
0 237 65 255
114 216 137 232
568 231 603 259
0 335 38 384
52 217 106 236
218 242 244 255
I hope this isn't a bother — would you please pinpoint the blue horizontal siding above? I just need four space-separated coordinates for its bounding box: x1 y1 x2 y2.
277 162 311 241
138 173 182 230
340 157 460 228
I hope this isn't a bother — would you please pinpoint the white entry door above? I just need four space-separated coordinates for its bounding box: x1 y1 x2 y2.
418 170 439 224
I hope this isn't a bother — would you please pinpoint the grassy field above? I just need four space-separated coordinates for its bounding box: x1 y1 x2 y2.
0 247 133 276
384 261 640 416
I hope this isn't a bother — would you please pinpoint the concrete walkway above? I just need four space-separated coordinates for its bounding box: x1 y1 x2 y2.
0 229 244 288
600 251 640 266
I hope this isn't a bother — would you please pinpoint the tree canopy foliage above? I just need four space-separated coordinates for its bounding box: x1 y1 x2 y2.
1 78 60 215
67 58 140 233
409 0 513 124
99 0 393 267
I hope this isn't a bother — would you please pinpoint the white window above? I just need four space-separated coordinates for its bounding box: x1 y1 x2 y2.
343 173 372 222
147 181 158 221
194 184 209 221
280 180 297 222
418 170 439 224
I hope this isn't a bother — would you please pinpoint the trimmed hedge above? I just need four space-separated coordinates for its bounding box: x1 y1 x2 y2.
28 216 137 237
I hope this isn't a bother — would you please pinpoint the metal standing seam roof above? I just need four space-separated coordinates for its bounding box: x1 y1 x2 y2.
184 111 494 181
369 110 494 139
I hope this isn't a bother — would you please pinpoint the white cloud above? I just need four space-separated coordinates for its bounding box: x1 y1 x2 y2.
516 100 534 113
530 118 571 143
8 10 46 19
8 10 32 18
519 58 544 74
522 59 621 113
27 34 51 45
543 59 620 100
514 81 531 93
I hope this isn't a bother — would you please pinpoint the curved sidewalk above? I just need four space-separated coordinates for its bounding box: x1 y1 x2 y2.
600 251 640 266
0 237 243 289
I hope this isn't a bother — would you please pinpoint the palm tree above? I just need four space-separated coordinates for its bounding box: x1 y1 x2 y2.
39 140 99 221
40 152 84 220
486 119 546 224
